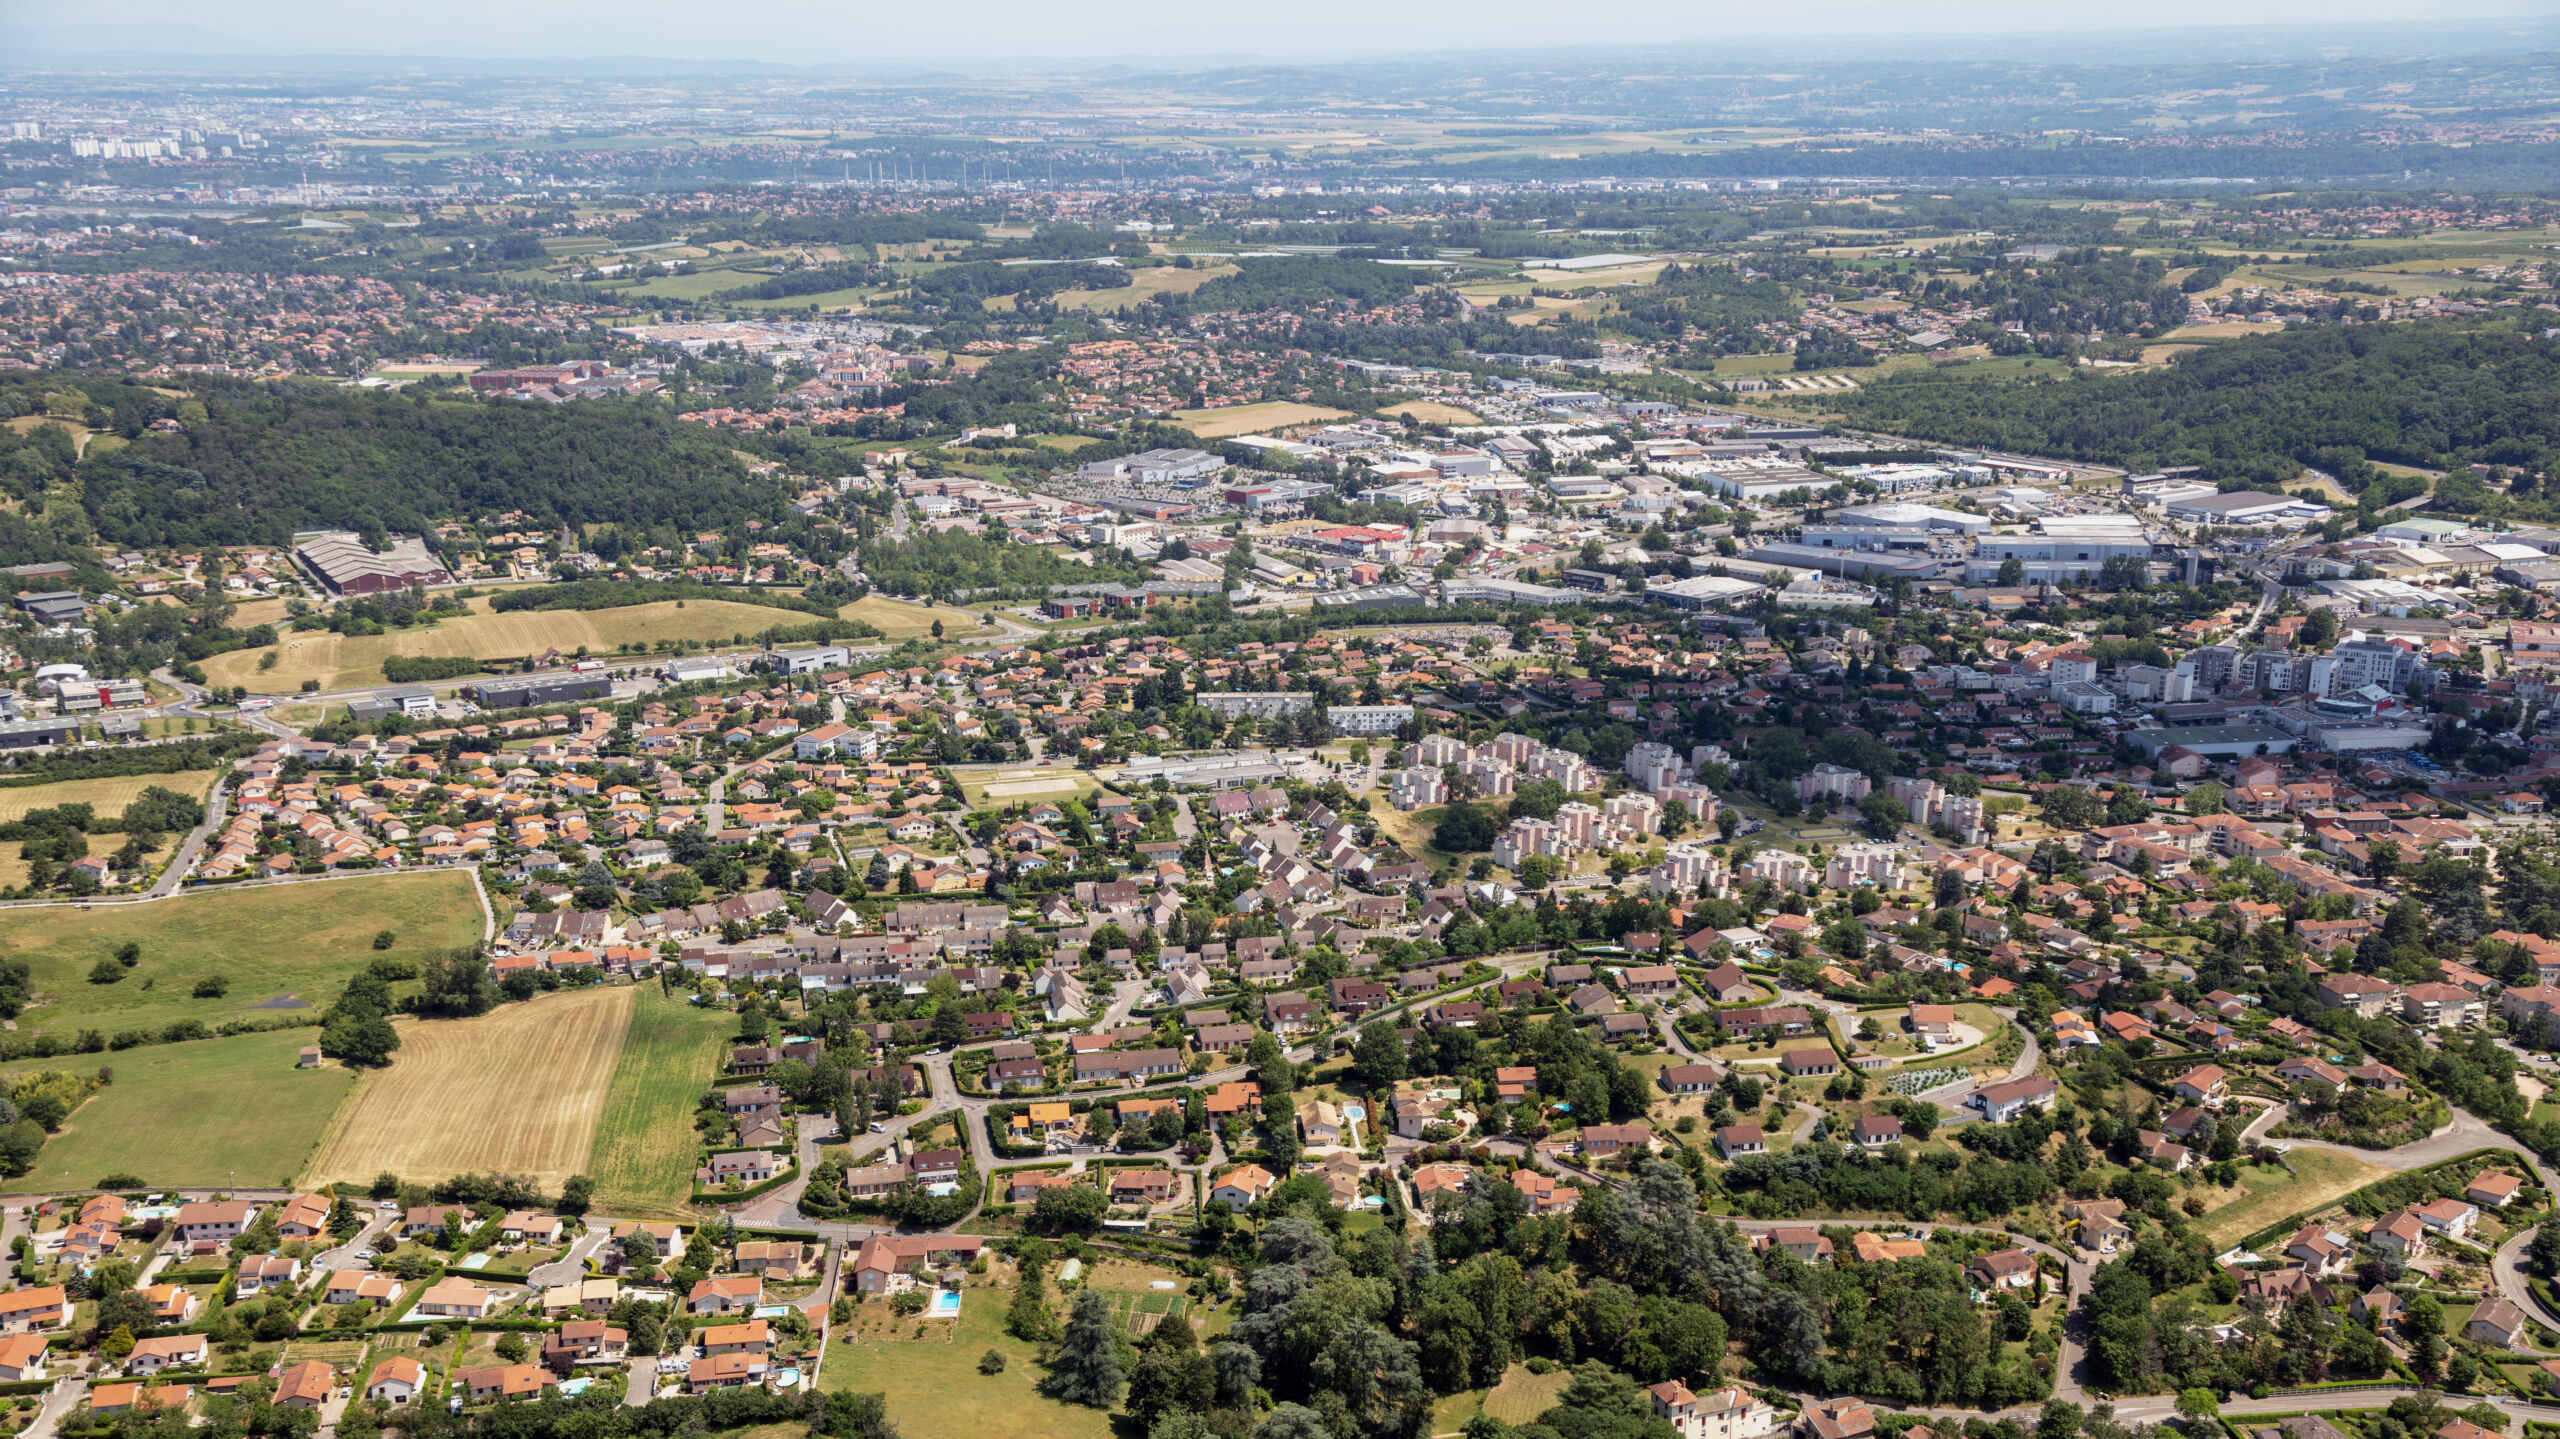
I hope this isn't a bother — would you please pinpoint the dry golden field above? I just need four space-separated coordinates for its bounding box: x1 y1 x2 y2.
301 985 635 1190
1170 401 1352 438
200 597 801 693
0 771 218 823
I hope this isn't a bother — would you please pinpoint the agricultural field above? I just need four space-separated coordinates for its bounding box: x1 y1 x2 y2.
0 771 218 825
302 984 636 1192
1169 401 1351 439
1053 261 1233 313
584 986 738 1217
2196 1147 2392 1248
832 594 951 639
0 871 484 1037
199 595 803 693
952 764 1100 810
0 1029 357 1189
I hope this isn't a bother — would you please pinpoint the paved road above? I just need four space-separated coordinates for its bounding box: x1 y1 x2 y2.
149 775 230 897
621 1355 661 1408
22 1377 85 1439
2240 1101 2560 1186
312 1213 395 1274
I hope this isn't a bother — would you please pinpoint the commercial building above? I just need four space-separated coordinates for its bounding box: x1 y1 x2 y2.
474 674 612 711
1647 573 1768 611
1439 577 1576 606
2164 491 2331 527
1749 543 1940 583
2125 724 2297 761
763 645 852 675
346 689 438 723
1797 503 1993 550
293 531 452 595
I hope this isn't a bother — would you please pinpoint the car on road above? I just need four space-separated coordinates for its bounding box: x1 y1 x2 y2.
868 1122 886 1133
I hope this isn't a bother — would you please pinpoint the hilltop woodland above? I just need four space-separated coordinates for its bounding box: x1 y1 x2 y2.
1831 320 2560 501
0 373 792 549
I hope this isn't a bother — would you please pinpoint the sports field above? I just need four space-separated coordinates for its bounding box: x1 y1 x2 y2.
0 771 218 824
199 596 803 693
584 986 737 1217
951 765 1100 809
0 871 484 1035
0 1029 357 1189
1171 401 1351 439
302 984 636 1192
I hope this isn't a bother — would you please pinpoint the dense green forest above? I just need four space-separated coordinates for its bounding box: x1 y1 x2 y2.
855 528 1144 601
64 381 791 547
1832 321 2560 486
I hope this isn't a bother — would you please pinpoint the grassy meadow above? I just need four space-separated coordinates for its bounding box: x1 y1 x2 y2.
0 871 484 1037
584 986 738 1217
1 1028 357 1189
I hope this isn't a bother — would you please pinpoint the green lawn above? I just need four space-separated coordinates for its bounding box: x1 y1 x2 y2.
0 872 484 1039
585 987 737 1218
2197 1147 2394 1248
821 1281 1114 1439
1 1028 358 1188
1435 1364 1574 1431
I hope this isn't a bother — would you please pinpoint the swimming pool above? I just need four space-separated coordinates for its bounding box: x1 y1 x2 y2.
929 1290 962 1318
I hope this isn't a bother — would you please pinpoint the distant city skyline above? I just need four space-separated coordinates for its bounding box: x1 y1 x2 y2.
5 0 2544 67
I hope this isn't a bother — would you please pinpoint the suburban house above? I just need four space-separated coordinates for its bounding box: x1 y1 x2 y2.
2467 1172 2526 1209
173 1200 258 1246
125 1334 209 1374
0 1286 70 1333
273 1193 333 1240
1715 1123 1767 1160
1210 1164 1276 1211
0 1333 44 1382
687 1276 763 1316
412 1277 496 1319
1649 1381 1782 1439
1967 1249 2038 1293
1973 1076 2059 1124
848 1233 987 1294
366 1356 427 1404
458 1363 553 1403
276 1361 336 1411
2468 1299 2527 1348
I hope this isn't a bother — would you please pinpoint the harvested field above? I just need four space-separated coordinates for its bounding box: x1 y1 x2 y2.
301 985 635 1190
1170 401 1351 439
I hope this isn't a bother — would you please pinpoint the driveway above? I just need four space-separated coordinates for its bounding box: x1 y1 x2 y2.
530 1228 613 1289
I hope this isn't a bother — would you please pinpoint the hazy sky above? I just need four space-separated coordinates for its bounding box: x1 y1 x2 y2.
6 0 2538 63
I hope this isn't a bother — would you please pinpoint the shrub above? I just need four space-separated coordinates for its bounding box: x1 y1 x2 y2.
979 1349 1007 1374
